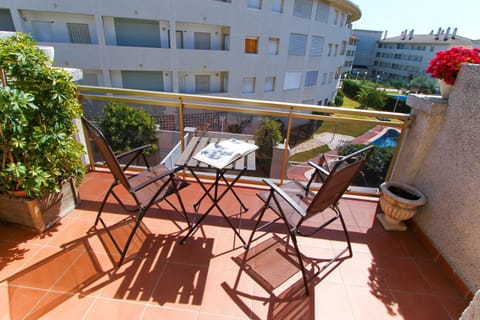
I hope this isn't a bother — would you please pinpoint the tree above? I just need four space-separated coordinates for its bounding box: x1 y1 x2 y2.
355 87 386 109
408 75 437 94
254 117 282 174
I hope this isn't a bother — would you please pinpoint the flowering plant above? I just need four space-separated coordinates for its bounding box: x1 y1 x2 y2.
426 47 480 85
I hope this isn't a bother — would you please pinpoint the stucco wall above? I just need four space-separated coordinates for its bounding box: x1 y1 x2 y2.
391 63 480 292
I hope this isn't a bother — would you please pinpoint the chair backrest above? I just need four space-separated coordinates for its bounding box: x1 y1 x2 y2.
81 117 131 190
306 145 374 217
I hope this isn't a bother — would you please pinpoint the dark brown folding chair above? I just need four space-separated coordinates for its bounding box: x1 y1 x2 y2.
245 145 374 295
81 116 191 266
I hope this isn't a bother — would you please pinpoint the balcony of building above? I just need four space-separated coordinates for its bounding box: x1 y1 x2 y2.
1 64 479 319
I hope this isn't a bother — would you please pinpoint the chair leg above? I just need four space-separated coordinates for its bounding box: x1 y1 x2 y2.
337 207 353 258
95 183 116 226
117 208 147 267
289 230 310 296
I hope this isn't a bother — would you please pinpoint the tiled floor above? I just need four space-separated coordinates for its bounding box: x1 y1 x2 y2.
0 171 470 319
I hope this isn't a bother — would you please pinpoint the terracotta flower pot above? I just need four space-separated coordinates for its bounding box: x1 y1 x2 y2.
377 181 426 231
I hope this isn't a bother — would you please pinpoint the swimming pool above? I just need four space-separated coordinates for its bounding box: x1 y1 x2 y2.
371 129 400 147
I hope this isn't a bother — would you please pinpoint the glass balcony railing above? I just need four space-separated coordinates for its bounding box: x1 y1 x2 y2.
78 85 414 194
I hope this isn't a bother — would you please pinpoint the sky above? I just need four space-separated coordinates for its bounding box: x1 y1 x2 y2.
351 0 480 40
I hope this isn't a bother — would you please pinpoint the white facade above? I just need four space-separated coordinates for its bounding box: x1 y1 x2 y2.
0 0 360 105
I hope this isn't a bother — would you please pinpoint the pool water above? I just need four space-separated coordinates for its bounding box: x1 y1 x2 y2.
371 129 400 147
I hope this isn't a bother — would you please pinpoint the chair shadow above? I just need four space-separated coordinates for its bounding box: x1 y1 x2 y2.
3 215 214 319
222 234 345 320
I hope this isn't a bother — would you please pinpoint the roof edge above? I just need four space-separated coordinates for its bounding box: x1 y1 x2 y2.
330 0 361 22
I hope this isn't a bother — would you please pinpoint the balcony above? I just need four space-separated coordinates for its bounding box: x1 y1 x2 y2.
1 64 479 319
0 170 469 319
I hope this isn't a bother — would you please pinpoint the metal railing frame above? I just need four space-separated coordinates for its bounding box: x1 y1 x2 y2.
78 85 414 191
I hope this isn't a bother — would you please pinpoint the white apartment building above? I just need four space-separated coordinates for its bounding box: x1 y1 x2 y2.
0 0 360 106
341 34 358 76
372 28 474 82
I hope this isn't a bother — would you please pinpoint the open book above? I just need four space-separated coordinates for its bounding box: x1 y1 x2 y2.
193 138 258 169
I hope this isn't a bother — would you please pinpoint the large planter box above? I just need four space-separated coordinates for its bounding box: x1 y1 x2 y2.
0 179 80 233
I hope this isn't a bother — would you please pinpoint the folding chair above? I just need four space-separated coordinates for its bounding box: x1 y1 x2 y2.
245 145 374 295
81 117 191 266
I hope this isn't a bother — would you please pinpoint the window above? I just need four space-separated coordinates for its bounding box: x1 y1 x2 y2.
304 71 318 87
195 75 210 93
247 0 261 9
268 37 280 55
0 9 15 31
242 77 255 94
114 18 160 47
264 76 275 92
121 71 164 91
78 72 99 86
327 43 333 56
334 10 339 25
334 44 339 56
293 0 313 19
194 32 211 49
67 23 91 44
321 73 327 85
272 0 283 13
340 40 347 55
315 0 330 23
328 72 333 84
283 72 301 90
310 36 325 56
335 66 342 80
176 30 183 48
245 37 258 54
31 21 53 42
288 33 307 56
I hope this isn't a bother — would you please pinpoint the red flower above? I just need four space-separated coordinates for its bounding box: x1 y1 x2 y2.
426 47 480 85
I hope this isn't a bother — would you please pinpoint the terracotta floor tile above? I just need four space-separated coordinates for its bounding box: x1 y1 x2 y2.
83 298 146 319
142 305 198 320
37 294 95 320
391 291 452 320
0 172 469 320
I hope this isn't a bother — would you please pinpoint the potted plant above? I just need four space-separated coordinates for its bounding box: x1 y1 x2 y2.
0 33 85 232
426 47 480 98
377 181 426 231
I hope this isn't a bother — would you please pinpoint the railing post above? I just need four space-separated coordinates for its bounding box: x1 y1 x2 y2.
279 106 294 184
178 97 185 151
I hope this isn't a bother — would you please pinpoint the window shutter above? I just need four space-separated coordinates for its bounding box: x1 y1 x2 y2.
288 33 307 56
315 0 330 23
242 77 255 94
268 38 279 55
247 0 261 9
305 71 318 87
114 18 160 47
272 0 283 13
264 77 275 92
194 32 211 49
195 75 210 93
293 0 313 18
121 71 164 91
245 37 258 54
0 9 15 31
67 23 91 44
283 72 301 90
310 36 325 56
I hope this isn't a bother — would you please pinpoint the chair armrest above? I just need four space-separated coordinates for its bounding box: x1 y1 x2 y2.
263 179 306 217
130 166 182 192
307 161 330 176
115 144 152 160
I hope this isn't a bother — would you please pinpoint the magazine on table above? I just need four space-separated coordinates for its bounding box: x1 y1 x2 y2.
193 138 258 169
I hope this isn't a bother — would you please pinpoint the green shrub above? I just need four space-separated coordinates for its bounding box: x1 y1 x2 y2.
337 143 395 186
99 102 157 154
342 80 362 98
254 117 282 174
0 33 85 198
